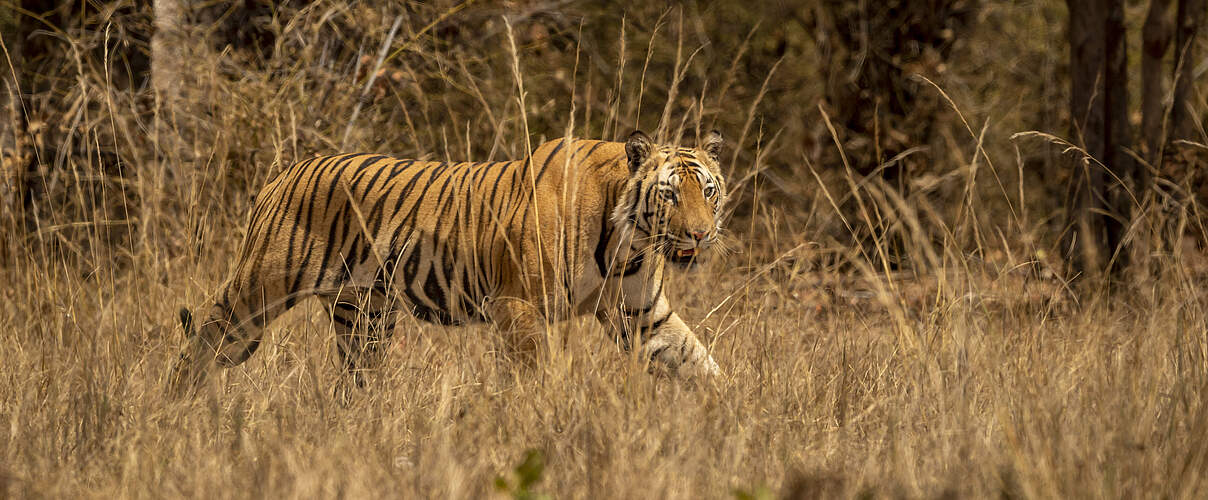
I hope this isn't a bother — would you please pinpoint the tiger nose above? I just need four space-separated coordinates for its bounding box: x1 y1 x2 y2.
688 230 707 242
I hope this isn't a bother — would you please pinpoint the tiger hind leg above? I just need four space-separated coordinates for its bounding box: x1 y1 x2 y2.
323 287 400 391
487 296 547 368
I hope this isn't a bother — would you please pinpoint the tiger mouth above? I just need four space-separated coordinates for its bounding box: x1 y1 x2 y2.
668 248 699 266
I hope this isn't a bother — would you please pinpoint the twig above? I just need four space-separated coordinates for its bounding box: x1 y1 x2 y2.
341 16 403 150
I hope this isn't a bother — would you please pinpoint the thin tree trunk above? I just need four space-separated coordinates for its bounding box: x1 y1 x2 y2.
149 0 189 250
1 7 27 241
151 0 185 165
1066 0 1135 277
1103 0 1138 273
152 0 184 110
1171 0 1206 141
1067 0 1109 275
1141 0 1173 164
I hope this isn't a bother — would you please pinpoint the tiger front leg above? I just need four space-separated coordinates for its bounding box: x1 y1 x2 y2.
637 312 720 378
598 301 720 378
487 296 548 367
325 290 399 390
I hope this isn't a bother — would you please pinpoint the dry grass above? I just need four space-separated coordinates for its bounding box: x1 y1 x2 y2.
3 1 1208 498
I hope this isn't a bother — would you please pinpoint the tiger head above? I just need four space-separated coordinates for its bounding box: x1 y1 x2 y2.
616 130 728 268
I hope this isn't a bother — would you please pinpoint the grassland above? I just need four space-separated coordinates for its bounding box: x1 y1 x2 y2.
2 1 1207 498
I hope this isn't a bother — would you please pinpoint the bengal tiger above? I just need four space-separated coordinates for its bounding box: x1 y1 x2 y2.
169 130 727 394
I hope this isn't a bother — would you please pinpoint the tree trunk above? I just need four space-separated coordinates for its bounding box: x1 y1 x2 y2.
151 0 185 168
1141 0 1173 164
1 6 28 243
1171 0 1206 141
1066 0 1135 278
152 0 184 110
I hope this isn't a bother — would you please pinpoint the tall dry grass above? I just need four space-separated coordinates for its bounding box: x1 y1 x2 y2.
3 1 1208 498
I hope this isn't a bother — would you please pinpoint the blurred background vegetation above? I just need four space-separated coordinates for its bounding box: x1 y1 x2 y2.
0 0 1204 285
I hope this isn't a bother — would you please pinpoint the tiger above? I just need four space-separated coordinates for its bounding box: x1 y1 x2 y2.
169 130 728 394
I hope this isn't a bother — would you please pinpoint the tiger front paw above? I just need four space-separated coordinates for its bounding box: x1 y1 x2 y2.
697 354 721 378
644 340 720 379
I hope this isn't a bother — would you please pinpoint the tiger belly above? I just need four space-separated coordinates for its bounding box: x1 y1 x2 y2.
388 233 493 326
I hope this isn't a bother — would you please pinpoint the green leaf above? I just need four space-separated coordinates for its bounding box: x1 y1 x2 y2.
732 486 774 500
515 449 545 488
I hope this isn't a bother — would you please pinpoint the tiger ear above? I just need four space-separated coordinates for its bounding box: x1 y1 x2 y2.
625 130 654 174
701 130 724 164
